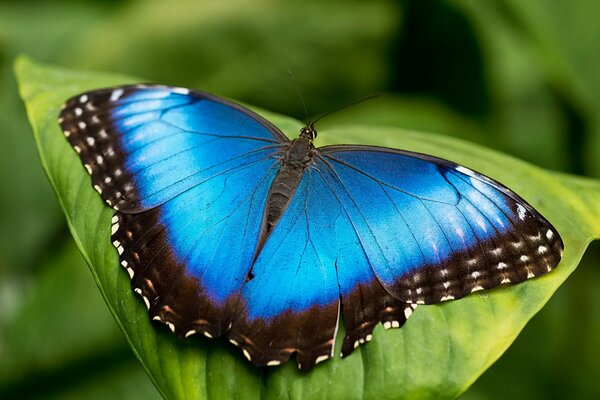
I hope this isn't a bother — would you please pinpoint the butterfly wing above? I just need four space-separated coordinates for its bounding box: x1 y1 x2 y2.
228 144 563 367
59 85 287 337
317 145 563 304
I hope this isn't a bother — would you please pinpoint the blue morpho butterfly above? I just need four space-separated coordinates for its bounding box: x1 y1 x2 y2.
58 85 563 370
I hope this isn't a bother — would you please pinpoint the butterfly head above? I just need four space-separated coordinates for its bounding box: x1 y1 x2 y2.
300 123 317 142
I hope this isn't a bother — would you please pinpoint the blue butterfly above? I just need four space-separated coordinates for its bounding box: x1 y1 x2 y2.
58 85 563 370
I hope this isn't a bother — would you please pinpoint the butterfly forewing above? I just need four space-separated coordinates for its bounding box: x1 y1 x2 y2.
316 146 563 305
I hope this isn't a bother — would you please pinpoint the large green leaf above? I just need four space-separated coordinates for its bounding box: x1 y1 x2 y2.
16 57 600 400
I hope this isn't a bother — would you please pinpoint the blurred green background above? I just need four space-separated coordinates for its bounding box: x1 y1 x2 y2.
1 0 599 398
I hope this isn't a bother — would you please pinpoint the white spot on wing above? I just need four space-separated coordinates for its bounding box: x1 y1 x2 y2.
267 360 281 366
517 204 527 220
538 245 547 254
242 349 252 361
185 330 196 338
172 87 190 95
455 166 473 175
529 232 542 241
110 89 124 102
79 94 88 103
75 108 83 116
546 229 554 240
315 355 329 365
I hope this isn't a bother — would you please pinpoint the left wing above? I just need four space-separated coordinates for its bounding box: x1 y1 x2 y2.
59 85 288 338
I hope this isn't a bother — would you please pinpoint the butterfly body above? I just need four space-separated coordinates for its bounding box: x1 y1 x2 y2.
263 134 315 238
58 85 563 370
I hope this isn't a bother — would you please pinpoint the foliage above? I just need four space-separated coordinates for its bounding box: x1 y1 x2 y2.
2 0 600 398
17 57 600 399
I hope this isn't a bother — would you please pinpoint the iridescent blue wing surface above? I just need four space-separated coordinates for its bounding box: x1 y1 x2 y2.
316 145 563 305
229 144 562 367
59 85 288 337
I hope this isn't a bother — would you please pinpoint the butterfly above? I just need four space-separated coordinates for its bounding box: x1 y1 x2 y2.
58 84 563 370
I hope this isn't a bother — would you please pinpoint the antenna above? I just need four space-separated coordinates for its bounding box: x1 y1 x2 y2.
287 71 309 123
312 93 381 124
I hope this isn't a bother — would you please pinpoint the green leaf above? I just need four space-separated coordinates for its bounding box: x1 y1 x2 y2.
16 56 600 400
0 241 124 389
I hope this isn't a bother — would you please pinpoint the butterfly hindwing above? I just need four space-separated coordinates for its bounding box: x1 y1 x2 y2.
60 85 287 337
